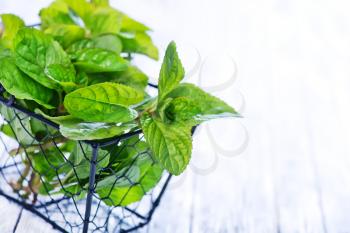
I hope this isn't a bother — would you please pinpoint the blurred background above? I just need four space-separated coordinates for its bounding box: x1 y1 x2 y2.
1 0 350 232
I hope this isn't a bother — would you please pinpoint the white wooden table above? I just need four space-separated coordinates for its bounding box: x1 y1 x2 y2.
1 0 350 232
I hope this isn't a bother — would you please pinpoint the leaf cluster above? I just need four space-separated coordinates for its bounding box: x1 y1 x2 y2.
0 0 239 206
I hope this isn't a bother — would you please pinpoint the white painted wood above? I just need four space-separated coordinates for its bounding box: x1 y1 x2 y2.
268 77 326 233
300 81 350 233
146 171 194 233
0 199 56 233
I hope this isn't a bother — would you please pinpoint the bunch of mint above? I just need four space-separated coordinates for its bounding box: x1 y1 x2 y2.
0 0 239 206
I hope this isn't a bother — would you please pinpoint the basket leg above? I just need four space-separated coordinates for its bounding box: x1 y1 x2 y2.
12 207 24 233
82 144 98 233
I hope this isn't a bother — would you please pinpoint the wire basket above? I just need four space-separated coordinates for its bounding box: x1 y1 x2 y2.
0 84 172 233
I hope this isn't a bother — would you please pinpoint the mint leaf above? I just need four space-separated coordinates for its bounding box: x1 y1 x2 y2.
64 82 143 123
84 7 122 36
14 28 76 90
0 105 35 146
157 41 184 102
165 83 240 125
157 97 173 122
34 109 76 124
60 121 137 140
97 139 163 206
96 166 140 191
163 97 200 123
73 48 128 73
67 35 122 55
92 0 109 7
39 0 75 29
120 32 158 60
0 51 55 109
97 160 162 206
117 66 149 91
63 143 110 181
110 66 149 91
30 146 66 180
88 66 148 91
0 14 25 49
66 39 94 55
141 113 192 175
35 109 137 140
75 71 89 87
109 135 149 165
92 34 122 54
44 24 85 48
63 0 94 23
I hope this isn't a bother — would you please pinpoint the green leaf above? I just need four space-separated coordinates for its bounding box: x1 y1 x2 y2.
134 96 157 112
163 97 200 124
157 41 184 102
88 66 148 91
119 32 158 60
73 48 128 73
0 51 55 109
62 143 110 181
35 109 137 140
0 123 16 139
64 1 148 34
0 14 25 49
31 141 108 196
92 0 109 7
157 97 173 122
39 0 75 29
67 35 122 55
141 113 192 175
97 144 163 206
30 147 66 180
75 71 89 87
108 135 149 166
66 39 93 55
84 7 122 36
44 24 85 48
67 142 85 165
60 121 137 140
92 34 122 54
34 109 76 125
0 106 36 146
30 117 58 139
165 83 240 124
63 0 94 22
14 28 76 90
113 66 148 91
0 48 11 59
64 82 143 123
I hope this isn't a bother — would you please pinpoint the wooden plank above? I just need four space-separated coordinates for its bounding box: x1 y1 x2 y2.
0 198 55 233
146 171 194 233
267 74 326 233
300 78 350 233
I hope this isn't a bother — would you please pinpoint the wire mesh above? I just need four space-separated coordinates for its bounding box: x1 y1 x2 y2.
0 86 171 233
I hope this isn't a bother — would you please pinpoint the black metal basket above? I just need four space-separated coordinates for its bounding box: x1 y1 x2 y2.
0 84 172 233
